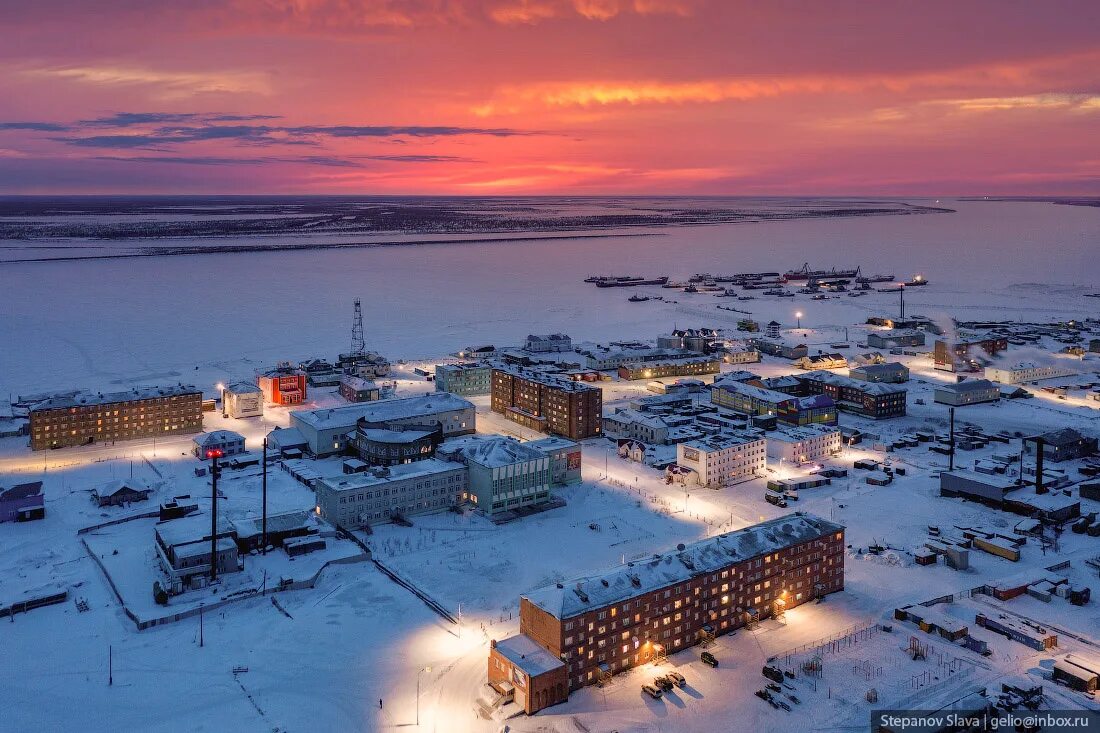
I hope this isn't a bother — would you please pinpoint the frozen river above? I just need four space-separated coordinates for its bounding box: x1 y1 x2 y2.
1 197 1097 396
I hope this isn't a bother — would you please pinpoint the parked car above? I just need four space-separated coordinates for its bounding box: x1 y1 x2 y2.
701 651 719 667
642 684 663 699
654 675 674 691
666 671 686 688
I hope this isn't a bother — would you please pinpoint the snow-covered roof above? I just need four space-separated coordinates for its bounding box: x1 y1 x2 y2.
525 436 580 453
524 513 844 620
225 381 262 394
358 427 436 444
339 374 379 391
293 393 474 430
193 430 245 447
31 384 200 411
800 370 907 395
316 459 465 493
712 380 796 404
0 481 43 503
494 634 565 677
231 509 316 540
682 430 762 453
93 478 151 497
439 435 546 467
770 424 840 443
935 379 997 394
266 426 307 448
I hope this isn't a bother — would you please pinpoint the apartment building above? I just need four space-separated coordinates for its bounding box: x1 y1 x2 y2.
617 356 720 381
798 370 907 419
710 381 838 427
676 431 766 488
434 362 492 396
491 367 602 440
29 385 203 450
984 363 1077 385
767 425 842 464
489 513 845 713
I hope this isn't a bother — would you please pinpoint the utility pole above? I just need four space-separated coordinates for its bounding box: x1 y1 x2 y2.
207 449 223 582
948 407 955 471
262 438 268 554
199 604 204 647
109 644 113 686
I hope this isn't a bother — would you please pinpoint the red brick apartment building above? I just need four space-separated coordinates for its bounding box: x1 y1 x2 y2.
488 512 845 714
933 337 1008 372
29 385 203 450
490 367 602 440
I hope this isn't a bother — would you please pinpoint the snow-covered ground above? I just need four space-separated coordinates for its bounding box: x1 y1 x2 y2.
2 199 1099 732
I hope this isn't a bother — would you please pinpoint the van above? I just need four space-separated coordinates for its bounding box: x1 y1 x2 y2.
701 651 719 667
642 684 662 699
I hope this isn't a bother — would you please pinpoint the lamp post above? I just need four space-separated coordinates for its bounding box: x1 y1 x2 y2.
217 383 227 418
206 448 223 582
417 666 432 727
795 311 803 330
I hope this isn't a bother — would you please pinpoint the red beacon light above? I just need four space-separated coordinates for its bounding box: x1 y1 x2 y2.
205 449 224 459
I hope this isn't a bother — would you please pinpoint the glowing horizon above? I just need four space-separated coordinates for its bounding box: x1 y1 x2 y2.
1 1 1098 195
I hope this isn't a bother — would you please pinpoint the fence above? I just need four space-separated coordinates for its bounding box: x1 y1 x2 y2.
770 619 880 668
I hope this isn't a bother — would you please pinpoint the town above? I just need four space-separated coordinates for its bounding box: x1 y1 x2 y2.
3 277 1099 733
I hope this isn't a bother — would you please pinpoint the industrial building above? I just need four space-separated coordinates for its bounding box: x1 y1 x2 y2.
28 384 203 450
491 367 602 440
434 362 492 396
1024 428 1097 463
290 393 476 456
938 470 1080 523
866 329 926 348
488 513 845 713
933 337 1008 372
314 459 468 528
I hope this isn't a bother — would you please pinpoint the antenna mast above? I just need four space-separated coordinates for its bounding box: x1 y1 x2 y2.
351 298 365 355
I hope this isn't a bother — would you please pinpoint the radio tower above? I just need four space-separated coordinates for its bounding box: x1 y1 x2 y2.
351 298 365 355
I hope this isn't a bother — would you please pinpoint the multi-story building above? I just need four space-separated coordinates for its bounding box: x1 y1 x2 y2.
719 347 762 364
933 379 1000 406
797 370 907 419
984 363 1077 385
314 458 468 528
350 421 443 466
437 435 552 515
491 368 602 440
526 437 583 485
766 425 842 464
525 334 572 353
338 374 381 403
933 337 1008 372
866 329 926 348
849 363 910 384
258 363 308 405
290 393 475 456
710 381 837 427
617 356 720 381
489 513 845 713
223 381 263 419
579 346 697 371
434 362 492 396
675 431 766 488
28 385 203 450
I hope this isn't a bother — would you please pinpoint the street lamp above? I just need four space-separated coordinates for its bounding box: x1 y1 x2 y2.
217 383 227 418
795 311 803 329
417 666 432 726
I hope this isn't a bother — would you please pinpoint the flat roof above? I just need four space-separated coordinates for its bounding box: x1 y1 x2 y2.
439 435 546 467
32 384 201 411
800 370 907 395
494 633 565 677
292 393 474 430
316 458 465 492
524 513 844 620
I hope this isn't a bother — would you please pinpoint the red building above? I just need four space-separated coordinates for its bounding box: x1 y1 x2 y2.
258 363 308 406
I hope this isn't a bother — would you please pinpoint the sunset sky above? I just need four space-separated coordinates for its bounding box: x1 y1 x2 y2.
1 0 1098 195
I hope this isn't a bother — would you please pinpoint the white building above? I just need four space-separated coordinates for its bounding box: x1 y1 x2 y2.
437 435 552 515
984 363 1077 385
223 382 263 419
192 430 246 459
525 334 572 353
314 459 468 528
766 425 842 464
290 393 476 456
676 431 766 488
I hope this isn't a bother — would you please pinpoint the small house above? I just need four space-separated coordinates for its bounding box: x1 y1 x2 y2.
92 478 152 507
0 481 45 522
192 430 246 459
